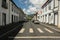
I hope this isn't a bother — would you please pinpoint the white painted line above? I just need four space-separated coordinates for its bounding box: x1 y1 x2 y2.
37 28 44 33
29 28 34 33
19 28 25 33
9 36 60 38
44 28 54 33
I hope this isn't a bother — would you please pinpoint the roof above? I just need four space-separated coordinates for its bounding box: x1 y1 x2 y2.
41 0 52 8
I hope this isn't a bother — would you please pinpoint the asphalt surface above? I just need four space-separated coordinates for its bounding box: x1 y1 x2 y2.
8 21 60 40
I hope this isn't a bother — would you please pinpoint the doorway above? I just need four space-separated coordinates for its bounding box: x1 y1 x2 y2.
2 13 6 25
54 12 58 26
12 15 13 23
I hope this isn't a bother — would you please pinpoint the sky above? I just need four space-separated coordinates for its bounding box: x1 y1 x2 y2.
13 0 46 15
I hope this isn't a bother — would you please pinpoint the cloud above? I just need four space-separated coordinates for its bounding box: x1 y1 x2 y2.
27 10 30 12
22 0 47 15
23 5 40 15
23 8 27 14
29 0 41 4
29 6 37 11
23 8 26 11
23 8 31 15
28 0 45 12
29 0 47 8
29 0 45 6
19 0 28 5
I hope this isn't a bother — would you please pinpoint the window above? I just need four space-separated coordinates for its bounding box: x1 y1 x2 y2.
42 9 44 13
44 8 45 12
49 13 51 16
45 15 47 21
41 16 42 18
45 6 47 11
12 4 13 11
54 0 58 8
2 0 8 9
3 0 6 2
2 13 6 25
49 3 51 10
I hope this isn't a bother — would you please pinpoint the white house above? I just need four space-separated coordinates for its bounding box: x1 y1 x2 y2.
0 0 25 26
0 0 10 26
9 0 20 23
38 0 60 28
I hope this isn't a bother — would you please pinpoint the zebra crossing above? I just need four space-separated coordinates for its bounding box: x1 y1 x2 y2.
29 28 34 33
37 28 44 33
44 28 54 33
19 28 54 34
19 28 25 33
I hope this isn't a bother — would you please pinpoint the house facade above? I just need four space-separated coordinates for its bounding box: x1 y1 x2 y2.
9 0 20 23
19 9 26 22
37 11 42 22
0 0 10 26
0 0 25 26
38 0 60 28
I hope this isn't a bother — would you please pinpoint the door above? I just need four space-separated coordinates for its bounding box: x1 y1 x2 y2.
54 12 58 26
12 15 13 23
2 13 6 25
48 13 51 24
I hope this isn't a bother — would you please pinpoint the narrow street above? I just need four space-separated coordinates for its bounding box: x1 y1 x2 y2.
9 21 60 40
0 0 60 40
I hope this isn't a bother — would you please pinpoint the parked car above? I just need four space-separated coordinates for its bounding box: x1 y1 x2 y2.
34 20 40 24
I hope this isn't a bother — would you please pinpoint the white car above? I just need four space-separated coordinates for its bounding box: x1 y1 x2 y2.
34 20 40 24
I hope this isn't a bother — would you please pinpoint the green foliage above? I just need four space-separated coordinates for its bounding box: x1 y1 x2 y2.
26 15 33 20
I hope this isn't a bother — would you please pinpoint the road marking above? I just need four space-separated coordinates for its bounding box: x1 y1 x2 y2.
19 28 25 33
9 36 60 38
29 28 34 33
37 28 44 33
44 28 54 33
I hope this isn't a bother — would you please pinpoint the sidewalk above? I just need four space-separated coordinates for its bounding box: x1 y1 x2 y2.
0 21 24 36
0 21 26 40
40 23 60 32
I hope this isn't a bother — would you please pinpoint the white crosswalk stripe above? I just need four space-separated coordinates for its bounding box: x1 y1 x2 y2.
29 28 34 33
18 28 54 34
9 36 60 38
44 28 54 33
37 28 44 33
19 28 25 33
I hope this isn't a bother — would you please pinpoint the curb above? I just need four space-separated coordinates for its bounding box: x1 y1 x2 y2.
0 24 23 38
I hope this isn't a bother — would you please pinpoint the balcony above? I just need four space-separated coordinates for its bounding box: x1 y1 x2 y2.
2 1 8 9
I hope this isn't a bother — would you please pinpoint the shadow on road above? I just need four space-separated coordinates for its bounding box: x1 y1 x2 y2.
0 21 25 40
